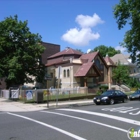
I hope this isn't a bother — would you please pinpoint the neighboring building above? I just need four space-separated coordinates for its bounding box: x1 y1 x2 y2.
0 42 60 89
104 55 116 89
110 53 140 81
41 42 60 65
24 42 60 88
45 47 108 92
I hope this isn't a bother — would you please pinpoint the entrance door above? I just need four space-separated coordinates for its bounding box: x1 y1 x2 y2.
80 77 84 87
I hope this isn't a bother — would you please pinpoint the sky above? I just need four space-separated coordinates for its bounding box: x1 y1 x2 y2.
0 0 130 54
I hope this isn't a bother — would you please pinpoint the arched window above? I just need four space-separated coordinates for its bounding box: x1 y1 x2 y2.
67 69 70 77
63 70 66 77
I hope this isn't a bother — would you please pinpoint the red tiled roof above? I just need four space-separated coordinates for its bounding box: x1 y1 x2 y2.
45 60 69 66
74 62 101 77
48 47 82 59
80 52 98 62
74 63 93 77
104 56 115 66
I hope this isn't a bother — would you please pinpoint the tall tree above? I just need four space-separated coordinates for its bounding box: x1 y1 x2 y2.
112 61 129 85
114 0 140 64
0 15 45 88
90 45 120 57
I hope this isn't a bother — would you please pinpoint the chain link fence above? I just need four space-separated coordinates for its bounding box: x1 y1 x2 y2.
0 87 96 104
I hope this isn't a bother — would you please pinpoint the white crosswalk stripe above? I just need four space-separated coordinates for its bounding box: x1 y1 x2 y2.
57 108 140 126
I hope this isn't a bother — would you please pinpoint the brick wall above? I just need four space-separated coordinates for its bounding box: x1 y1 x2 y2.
41 42 60 65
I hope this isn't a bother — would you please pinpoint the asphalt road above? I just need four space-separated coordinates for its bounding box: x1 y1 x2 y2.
0 100 140 140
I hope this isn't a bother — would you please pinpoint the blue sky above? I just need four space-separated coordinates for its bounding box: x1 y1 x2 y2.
0 0 129 53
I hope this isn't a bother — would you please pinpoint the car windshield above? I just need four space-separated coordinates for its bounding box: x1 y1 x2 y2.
102 91 113 96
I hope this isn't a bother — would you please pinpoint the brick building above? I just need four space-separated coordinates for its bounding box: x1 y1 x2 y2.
41 42 60 65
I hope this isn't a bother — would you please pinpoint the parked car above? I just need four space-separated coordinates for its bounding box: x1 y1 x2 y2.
128 90 140 100
93 90 128 105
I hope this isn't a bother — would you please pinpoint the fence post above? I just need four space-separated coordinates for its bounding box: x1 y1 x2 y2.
56 89 59 107
69 90 70 100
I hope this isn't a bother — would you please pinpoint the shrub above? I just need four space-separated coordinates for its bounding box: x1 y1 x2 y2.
99 85 108 92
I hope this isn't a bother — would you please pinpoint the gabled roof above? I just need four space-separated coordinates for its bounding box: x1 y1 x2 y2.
48 47 82 59
104 56 115 66
74 52 106 77
74 63 93 77
111 54 130 64
74 62 101 77
80 52 98 62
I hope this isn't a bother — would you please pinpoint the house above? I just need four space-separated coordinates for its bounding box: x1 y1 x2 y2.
45 47 109 92
104 55 116 89
110 53 140 81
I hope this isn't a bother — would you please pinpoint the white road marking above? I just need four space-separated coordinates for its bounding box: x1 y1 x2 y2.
119 108 140 113
7 112 87 140
102 107 133 112
102 106 140 115
41 111 128 133
129 110 140 115
57 109 140 126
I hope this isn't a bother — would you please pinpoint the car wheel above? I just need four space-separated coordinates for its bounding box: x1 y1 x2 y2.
110 99 114 105
123 98 127 103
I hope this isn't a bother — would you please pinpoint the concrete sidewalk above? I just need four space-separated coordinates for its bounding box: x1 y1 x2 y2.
0 98 94 112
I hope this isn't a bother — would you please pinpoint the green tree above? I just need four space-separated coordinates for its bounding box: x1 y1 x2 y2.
0 15 45 88
113 0 140 63
125 77 140 88
112 62 129 85
90 45 120 57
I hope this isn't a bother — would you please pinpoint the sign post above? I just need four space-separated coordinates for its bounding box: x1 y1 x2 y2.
47 90 50 108
56 66 61 107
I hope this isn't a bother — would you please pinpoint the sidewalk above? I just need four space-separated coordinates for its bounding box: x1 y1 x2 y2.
0 98 94 112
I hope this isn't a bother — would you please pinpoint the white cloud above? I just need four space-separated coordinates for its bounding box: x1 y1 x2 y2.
75 13 104 28
61 13 104 46
61 27 100 46
115 46 127 53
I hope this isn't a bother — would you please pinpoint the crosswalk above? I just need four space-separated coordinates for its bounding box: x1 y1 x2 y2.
1 107 140 140
102 106 140 115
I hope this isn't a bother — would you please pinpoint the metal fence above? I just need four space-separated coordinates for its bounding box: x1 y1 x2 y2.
0 87 91 104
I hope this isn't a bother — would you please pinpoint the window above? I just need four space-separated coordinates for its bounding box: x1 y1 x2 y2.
63 70 66 77
50 73 53 78
95 59 100 69
100 64 104 71
67 69 70 77
99 73 104 82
